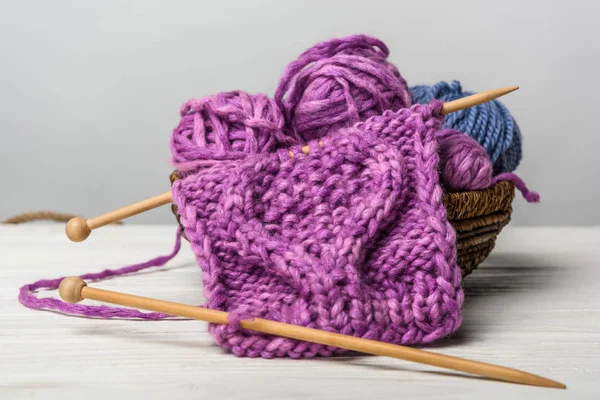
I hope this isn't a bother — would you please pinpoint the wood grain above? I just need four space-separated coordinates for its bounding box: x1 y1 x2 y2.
1 225 599 399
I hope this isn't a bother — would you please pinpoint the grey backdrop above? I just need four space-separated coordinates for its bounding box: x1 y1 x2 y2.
1 0 598 225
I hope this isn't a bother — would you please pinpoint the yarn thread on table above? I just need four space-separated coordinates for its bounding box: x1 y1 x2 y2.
19 230 183 320
276 34 412 142
411 80 522 173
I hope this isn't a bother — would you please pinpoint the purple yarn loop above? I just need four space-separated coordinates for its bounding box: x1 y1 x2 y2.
171 91 295 175
492 172 541 203
18 229 183 319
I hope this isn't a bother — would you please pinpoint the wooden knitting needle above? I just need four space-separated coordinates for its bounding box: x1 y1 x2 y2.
441 86 519 114
66 192 172 242
58 276 564 389
65 86 518 242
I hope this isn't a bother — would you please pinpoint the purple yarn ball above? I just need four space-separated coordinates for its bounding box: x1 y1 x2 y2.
438 129 493 192
170 91 295 173
275 35 412 142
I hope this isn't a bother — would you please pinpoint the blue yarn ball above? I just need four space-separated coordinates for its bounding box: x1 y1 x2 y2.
410 80 521 173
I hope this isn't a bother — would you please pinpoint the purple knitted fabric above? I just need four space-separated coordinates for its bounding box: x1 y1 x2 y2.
275 35 412 143
172 101 463 358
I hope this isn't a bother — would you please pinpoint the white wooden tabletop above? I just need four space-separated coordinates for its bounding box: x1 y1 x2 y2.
1 224 598 399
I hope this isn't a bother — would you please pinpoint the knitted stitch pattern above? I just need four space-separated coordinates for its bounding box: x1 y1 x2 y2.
172 101 463 358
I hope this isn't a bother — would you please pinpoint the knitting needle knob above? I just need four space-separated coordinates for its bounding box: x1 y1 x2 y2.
65 191 173 242
59 276 88 303
65 217 91 242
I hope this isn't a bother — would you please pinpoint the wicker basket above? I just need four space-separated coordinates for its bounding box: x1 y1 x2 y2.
443 180 514 276
170 171 514 278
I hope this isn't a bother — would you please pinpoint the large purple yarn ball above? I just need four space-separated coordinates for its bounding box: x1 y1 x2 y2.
275 35 412 142
170 91 294 174
437 129 493 192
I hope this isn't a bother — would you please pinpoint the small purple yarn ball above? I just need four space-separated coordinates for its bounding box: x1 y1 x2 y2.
275 35 412 142
170 91 294 173
438 129 493 192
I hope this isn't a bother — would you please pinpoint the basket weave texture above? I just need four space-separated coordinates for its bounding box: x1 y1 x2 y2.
170 171 514 277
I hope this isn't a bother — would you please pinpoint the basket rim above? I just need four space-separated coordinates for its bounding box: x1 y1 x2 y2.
443 180 515 221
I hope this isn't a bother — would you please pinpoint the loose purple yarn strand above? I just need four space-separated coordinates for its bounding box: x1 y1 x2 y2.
492 172 541 202
18 228 183 320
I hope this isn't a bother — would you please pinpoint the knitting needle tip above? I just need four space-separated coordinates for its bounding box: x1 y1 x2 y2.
441 85 519 115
